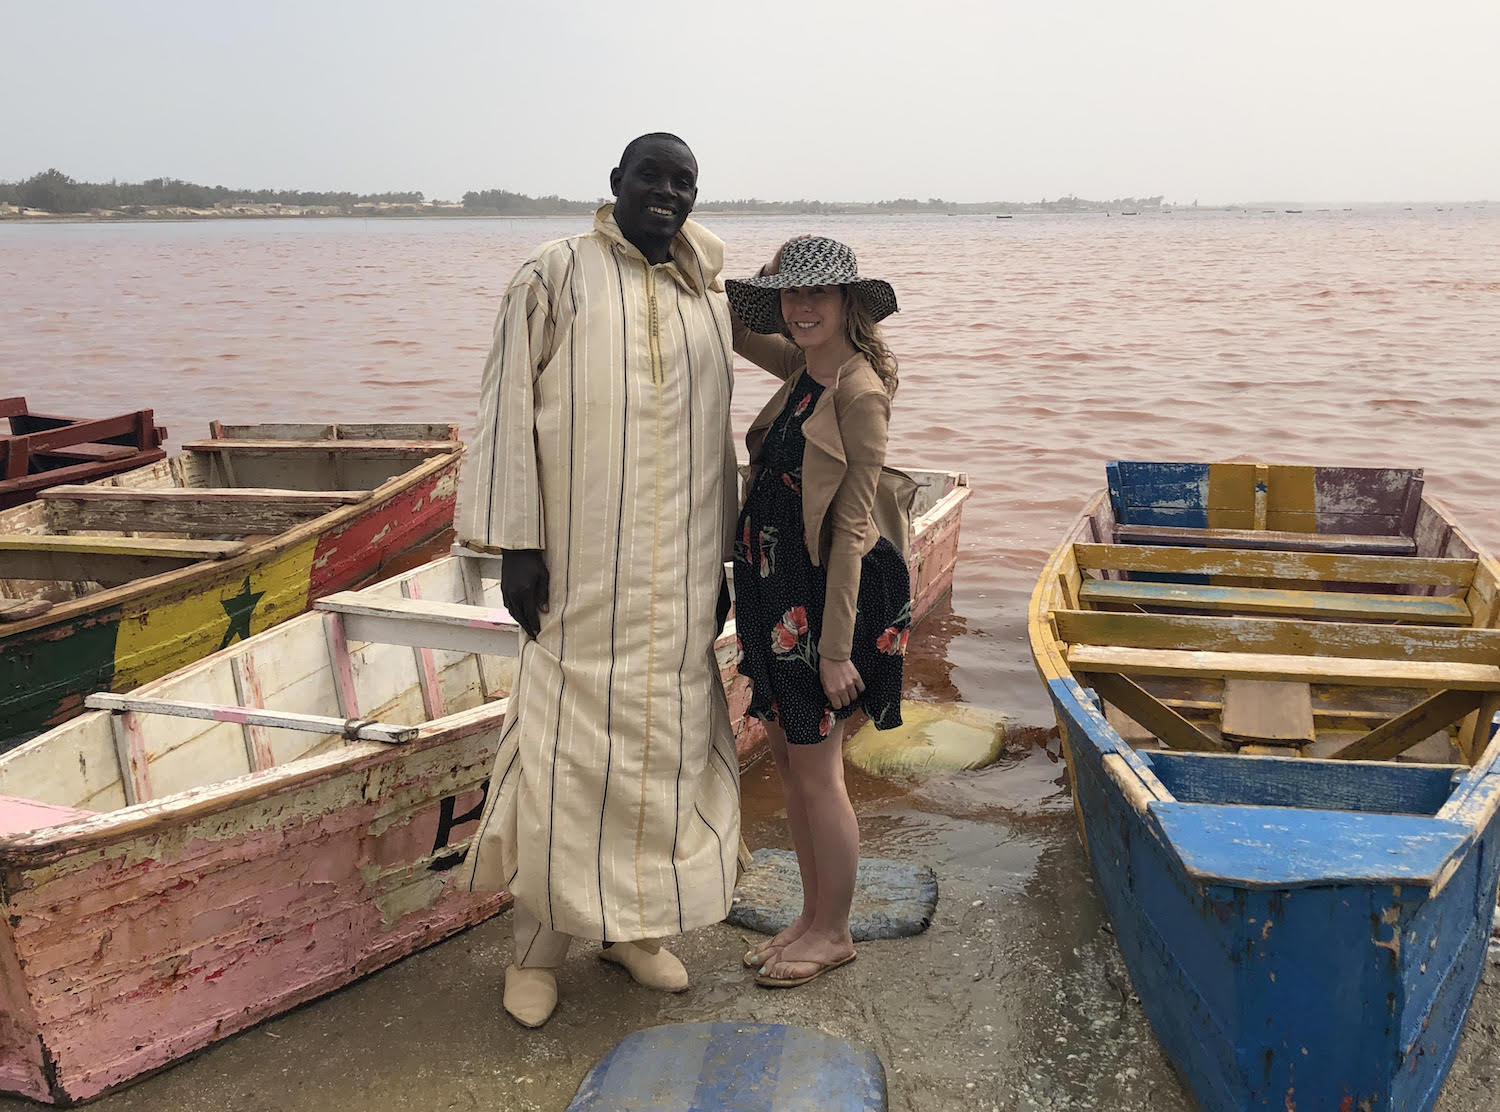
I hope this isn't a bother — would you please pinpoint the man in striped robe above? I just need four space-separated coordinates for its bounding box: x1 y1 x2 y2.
455 133 741 1028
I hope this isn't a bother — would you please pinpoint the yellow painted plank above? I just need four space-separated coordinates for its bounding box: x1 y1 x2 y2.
1067 644 1500 690
1052 609 1500 665
1078 579 1471 625
1112 524 1416 555
1073 544 1474 586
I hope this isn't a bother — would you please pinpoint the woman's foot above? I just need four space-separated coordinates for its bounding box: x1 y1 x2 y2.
755 931 857 988
742 918 812 969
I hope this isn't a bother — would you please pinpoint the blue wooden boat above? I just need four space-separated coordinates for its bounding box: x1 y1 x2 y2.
1028 460 1500 1112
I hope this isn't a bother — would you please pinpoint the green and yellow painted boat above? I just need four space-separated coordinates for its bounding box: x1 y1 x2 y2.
0 421 463 746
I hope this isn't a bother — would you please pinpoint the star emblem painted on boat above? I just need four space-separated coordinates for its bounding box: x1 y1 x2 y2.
218 576 264 649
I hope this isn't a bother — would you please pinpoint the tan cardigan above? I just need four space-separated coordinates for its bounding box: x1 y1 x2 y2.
734 322 892 663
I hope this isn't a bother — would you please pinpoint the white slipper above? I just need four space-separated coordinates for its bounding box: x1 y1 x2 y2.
503 964 558 1027
600 940 690 992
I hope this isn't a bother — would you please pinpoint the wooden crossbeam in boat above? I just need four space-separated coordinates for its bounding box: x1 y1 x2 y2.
85 692 418 744
41 486 372 535
314 592 521 657
1328 690 1482 762
1068 644 1500 690
1072 543 1475 587
1052 609 1500 665
1081 670 1230 752
0 598 53 623
0 534 248 585
451 543 503 578
401 578 447 719
182 438 458 455
1112 524 1417 556
1078 579 1472 625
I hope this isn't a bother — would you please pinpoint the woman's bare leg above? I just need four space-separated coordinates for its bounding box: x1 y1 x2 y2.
746 717 819 966
761 720 858 979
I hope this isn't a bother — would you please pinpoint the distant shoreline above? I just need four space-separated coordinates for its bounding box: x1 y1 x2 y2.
2 201 1489 225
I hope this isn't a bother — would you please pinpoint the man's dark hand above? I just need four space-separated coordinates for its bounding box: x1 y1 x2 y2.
715 574 731 638
501 548 549 639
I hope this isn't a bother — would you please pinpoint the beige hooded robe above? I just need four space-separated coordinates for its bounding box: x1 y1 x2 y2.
455 205 741 941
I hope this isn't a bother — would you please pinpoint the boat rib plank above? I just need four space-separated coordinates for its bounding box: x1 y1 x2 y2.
1079 579 1472 625
1067 644 1500 690
1328 689 1482 761
1073 543 1475 586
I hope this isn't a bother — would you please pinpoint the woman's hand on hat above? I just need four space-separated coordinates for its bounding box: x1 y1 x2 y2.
820 656 865 710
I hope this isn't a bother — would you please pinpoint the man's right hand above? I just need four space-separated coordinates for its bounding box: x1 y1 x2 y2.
500 548 549 639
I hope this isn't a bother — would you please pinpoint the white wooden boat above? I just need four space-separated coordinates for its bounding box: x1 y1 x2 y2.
0 552 518 1104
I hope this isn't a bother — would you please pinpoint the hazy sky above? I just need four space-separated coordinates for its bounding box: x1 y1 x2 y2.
2 0 1496 204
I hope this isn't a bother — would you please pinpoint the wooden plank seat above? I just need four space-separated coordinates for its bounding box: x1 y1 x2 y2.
84 692 418 744
1113 524 1418 556
1078 579 1472 625
182 438 459 455
41 485 371 535
1067 644 1500 691
1051 610 1500 664
1073 543 1474 587
43 442 141 462
315 591 521 657
0 534 247 586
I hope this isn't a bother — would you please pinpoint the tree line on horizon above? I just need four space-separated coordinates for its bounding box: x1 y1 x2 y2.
2 170 1165 217
0 170 426 214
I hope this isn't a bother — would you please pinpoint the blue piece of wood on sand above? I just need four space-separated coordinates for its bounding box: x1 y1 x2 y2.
726 849 937 941
567 1022 886 1111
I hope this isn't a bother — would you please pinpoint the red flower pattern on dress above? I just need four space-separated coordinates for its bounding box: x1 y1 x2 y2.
781 472 800 494
773 621 800 653
794 393 811 417
876 627 900 654
899 628 910 655
785 606 808 635
819 709 836 737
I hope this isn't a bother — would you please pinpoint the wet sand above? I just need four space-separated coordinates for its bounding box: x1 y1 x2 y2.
5 745 1497 1112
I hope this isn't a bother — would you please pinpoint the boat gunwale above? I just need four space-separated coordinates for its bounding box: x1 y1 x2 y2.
0 696 506 864
0 438 462 639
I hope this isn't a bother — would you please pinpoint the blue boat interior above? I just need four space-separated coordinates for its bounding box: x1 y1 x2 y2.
1141 750 1461 816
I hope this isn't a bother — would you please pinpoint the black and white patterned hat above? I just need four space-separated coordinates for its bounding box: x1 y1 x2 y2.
725 236 898 335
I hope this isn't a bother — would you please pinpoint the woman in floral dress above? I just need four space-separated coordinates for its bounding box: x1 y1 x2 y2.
726 237 911 988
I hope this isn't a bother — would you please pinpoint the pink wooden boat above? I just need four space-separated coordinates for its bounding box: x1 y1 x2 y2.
0 554 517 1104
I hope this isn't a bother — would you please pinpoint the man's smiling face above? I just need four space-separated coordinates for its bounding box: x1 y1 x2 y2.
610 137 698 263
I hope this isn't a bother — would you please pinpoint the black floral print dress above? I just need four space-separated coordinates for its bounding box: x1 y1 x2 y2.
733 374 911 745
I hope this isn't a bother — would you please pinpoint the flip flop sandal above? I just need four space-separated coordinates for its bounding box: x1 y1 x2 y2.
754 950 857 988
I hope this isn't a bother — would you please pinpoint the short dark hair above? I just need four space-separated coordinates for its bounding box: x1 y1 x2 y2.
618 132 694 171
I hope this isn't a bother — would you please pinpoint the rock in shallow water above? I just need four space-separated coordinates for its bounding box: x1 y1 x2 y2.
728 848 938 940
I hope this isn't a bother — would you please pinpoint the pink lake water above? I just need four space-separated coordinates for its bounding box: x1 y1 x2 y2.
4 208 1498 729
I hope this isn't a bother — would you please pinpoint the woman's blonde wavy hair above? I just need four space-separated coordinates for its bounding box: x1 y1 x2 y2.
842 289 899 399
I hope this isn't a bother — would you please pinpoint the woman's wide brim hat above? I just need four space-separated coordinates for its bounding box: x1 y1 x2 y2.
725 236 898 335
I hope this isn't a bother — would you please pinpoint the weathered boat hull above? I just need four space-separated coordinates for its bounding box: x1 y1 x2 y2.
0 728 502 1104
1 430 462 743
1030 462 1500 1111
1045 675 1500 1112
0 551 514 1104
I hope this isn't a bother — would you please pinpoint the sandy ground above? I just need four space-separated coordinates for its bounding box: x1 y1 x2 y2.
4 744 1498 1112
